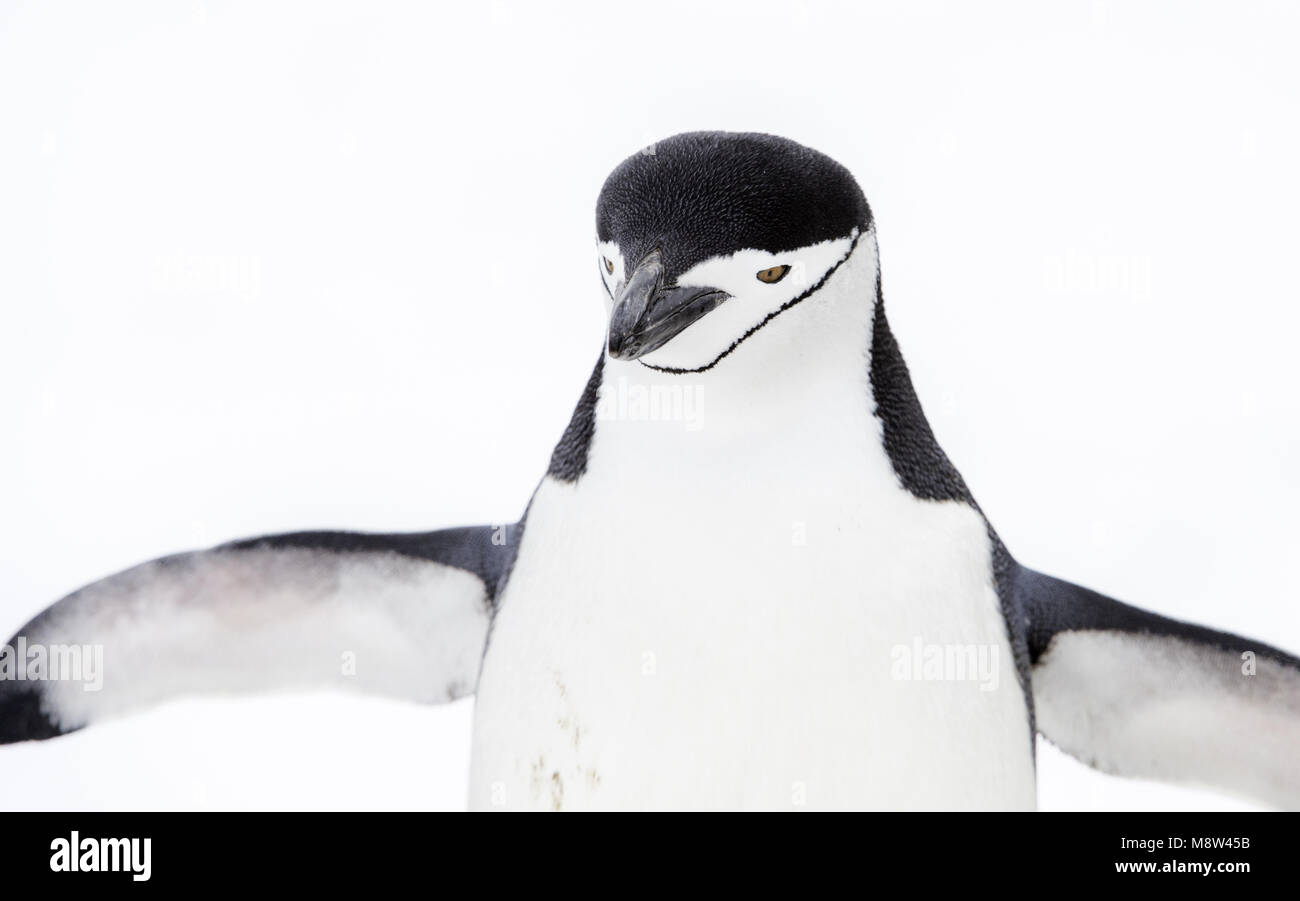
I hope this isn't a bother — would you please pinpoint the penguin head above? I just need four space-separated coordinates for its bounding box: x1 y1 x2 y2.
597 132 872 372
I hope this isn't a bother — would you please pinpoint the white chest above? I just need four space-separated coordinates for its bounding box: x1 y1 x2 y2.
469 371 1035 810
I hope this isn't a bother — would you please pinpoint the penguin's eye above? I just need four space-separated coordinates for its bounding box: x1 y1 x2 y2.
756 265 790 284
603 257 615 275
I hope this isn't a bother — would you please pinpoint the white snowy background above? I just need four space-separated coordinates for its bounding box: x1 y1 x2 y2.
1 0 1298 811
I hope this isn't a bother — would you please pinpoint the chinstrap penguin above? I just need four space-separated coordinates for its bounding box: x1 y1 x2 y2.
2 132 1298 811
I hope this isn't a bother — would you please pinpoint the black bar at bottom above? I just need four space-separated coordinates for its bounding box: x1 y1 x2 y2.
0 811 1289 886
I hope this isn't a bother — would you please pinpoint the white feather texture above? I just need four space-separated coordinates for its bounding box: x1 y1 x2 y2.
470 234 1037 810
1034 631 1300 809
27 548 490 733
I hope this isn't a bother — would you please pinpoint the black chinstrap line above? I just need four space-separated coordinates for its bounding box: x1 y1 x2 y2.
635 230 865 375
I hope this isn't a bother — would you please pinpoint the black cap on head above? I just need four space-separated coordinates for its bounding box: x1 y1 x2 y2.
596 132 872 281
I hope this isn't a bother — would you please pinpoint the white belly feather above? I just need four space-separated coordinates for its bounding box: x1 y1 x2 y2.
470 242 1036 810
469 404 1036 810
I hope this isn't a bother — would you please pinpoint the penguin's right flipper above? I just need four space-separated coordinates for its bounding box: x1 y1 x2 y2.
1018 566 1300 808
0 525 515 744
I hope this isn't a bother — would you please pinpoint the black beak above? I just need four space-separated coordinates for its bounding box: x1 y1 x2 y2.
607 250 730 361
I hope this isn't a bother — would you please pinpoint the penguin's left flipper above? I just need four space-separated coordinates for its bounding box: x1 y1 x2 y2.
0 525 515 744
1017 566 1300 808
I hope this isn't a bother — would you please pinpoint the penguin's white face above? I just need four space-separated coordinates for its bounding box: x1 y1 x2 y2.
597 232 859 372
594 132 873 374
596 239 625 312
